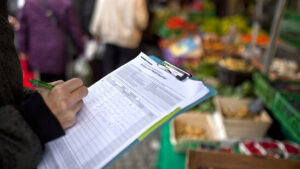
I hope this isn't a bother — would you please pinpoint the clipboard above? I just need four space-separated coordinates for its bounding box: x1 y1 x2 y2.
102 55 217 169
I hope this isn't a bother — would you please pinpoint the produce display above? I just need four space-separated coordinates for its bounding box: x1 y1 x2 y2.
269 58 300 81
222 105 260 120
202 34 225 58
240 33 271 46
174 118 207 140
239 140 300 160
200 15 250 36
195 139 300 160
219 57 254 73
153 2 300 163
190 80 254 113
165 16 196 32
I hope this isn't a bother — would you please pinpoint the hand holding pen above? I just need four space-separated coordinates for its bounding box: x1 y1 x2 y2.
31 78 88 129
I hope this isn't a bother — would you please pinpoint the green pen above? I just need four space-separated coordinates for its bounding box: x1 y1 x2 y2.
29 79 55 90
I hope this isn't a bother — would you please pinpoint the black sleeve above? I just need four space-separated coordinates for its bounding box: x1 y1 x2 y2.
0 0 7 18
0 105 44 169
19 92 65 144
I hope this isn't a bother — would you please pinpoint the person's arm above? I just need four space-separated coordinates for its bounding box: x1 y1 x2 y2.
134 0 149 31
21 87 65 142
17 3 29 55
89 0 101 37
0 1 88 167
19 92 66 143
0 105 44 169
0 7 45 167
0 79 88 168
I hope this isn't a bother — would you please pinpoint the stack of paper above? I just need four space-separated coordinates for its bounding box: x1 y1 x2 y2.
38 53 215 169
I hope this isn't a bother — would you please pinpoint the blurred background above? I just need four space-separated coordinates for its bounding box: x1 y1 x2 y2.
7 0 300 168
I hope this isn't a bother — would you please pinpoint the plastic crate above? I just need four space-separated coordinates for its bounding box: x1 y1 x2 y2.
253 72 300 109
271 93 300 144
280 9 300 50
253 72 275 108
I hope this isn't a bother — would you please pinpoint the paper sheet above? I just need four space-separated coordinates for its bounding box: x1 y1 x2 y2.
38 53 209 169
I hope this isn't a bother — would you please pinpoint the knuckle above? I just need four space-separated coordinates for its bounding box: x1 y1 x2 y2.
73 78 83 86
66 113 75 121
80 87 88 97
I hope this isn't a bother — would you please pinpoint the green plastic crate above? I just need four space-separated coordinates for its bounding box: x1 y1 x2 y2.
272 92 300 144
253 72 300 108
280 9 300 50
253 72 276 108
281 123 300 146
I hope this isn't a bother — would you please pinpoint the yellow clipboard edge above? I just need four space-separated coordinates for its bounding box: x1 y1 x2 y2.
138 107 181 141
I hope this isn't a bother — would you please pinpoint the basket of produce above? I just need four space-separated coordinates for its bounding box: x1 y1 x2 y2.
269 58 300 82
217 57 254 86
170 112 226 153
214 96 272 138
272 92 300 144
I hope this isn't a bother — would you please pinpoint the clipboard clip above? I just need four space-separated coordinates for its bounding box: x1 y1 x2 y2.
157 60 192 81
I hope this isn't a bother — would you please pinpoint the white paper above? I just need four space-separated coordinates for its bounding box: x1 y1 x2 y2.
38 53 209 169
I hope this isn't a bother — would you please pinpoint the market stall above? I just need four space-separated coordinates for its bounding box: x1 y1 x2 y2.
150 0 300 168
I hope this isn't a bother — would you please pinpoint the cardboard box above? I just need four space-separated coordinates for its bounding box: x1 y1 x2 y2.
214 96 272 138
170 112 226 153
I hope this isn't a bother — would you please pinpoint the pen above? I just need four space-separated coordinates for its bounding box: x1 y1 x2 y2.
29 79 55 90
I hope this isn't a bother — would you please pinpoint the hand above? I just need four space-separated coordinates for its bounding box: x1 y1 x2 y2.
93 36 100 43
38 78 88 129
8 16 20 31
19 52 28 60
82 35 89 43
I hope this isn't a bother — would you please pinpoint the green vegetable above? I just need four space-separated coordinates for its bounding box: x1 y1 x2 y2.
193 62 218 80
190 80 254 113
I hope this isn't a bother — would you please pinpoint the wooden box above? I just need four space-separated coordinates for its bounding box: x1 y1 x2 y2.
186 149 300 169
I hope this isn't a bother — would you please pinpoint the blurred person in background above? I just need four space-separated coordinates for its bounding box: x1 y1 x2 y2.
0 0 88 168
90 0 149 75
17 0 84 82
72 0 96 38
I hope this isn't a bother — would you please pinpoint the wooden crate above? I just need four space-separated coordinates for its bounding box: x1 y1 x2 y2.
186 149 300 169
170 112 226 153
214 96 272 138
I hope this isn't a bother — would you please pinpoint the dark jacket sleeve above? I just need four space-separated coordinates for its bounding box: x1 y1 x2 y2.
0 105 43 169
0 88 65 169
20 92 65 144
0 2 65 168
